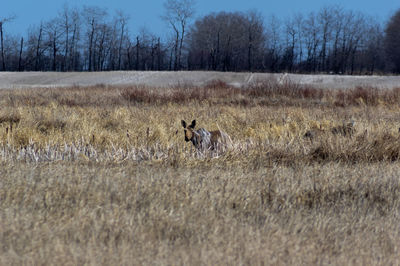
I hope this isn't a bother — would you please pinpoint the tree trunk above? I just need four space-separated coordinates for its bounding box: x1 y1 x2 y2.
157 37 161 70
216 31 220 70
174 30 179 70
70 24 77 71
88 19 95 71
178 24 185 70
18 37 24 71
0 22 5 71
64 14 69 71
136 36 140 70
248 29 252 71
118 23 124 70
35 24 43 71
169 45 173 71
151 41 155 70
53 29 57 71
127 44 132 69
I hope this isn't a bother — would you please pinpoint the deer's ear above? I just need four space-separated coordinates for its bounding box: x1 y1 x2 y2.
190 120 196 128
181 120 187 128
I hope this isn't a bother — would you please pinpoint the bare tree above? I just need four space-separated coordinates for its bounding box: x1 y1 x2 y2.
134 28 161 70
69 9 81 71
302 12 320 72
35 23 44 71
0 3 387 73
114 11 130 70
317 7 334 72
245 10 265 71
45 18 63 71
294 13 304 67
162 0 196 70
363 22 385 74
385 9 400 73
265 15 282 72
18 37 24 71
136 35 140 70
0 35 19 70
0 16 15 71
330 7 345 73
58 4 80 71
282 17 298 72
188 11 266 72
82 6 107 71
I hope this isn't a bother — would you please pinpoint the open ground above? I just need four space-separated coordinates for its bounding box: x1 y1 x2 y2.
1 71 400 89
1 76 400 264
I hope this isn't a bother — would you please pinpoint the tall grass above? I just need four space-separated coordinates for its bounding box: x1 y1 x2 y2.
1 79 400 264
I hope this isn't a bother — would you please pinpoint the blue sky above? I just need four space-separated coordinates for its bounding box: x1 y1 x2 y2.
1 0 399 38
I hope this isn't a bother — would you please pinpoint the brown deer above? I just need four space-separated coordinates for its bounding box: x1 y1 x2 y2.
181 120 230 151
331 121 356 137
304 121 356 141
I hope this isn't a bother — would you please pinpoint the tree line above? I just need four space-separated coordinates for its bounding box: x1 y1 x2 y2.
0 1 399 74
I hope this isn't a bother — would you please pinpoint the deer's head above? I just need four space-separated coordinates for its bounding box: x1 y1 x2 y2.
181 119 196 143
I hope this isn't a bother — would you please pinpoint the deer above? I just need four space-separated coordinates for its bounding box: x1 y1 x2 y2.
331 121 356 137
181 120 231 152
304 120 356 141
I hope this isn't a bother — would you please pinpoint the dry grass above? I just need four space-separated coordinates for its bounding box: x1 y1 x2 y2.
1 80 400 264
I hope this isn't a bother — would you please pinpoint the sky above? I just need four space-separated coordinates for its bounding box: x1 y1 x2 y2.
1 0 399 38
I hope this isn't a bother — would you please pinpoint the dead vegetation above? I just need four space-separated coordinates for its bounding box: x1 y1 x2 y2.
1 79 400 264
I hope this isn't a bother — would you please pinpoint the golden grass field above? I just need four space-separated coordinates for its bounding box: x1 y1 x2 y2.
1 80 400 264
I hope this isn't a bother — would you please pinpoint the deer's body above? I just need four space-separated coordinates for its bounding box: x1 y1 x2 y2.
181 120 230 151
304 121 356 140
331 121 355 137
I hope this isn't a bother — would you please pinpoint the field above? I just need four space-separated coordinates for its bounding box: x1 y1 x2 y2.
2 71 400 89
1 78 400 264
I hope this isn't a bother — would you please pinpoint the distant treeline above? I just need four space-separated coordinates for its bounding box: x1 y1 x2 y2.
0 2 400 74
